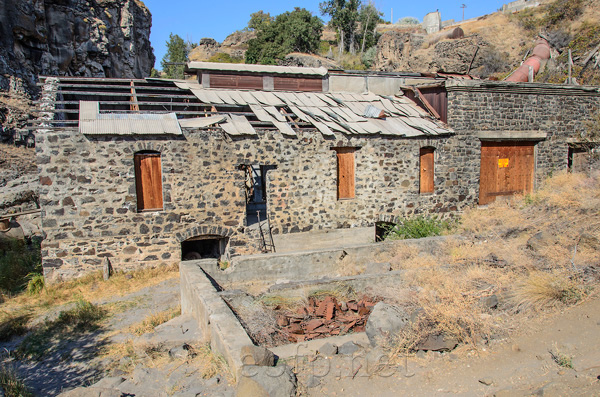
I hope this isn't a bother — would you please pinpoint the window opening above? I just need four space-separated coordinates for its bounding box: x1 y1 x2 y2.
419 147 435 194
134 151 163 211
240 164 277 226
335 148 356 199
181 236 228 260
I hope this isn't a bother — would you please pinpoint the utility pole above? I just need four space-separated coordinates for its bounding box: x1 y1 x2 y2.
391 8 393 24
461 4 467 21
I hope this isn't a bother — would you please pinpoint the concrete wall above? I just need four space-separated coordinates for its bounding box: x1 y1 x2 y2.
272 226 374 254
422 11 442 35
194 236 451 289
329 74 408 96
502 0 540 14
37 125 477 280
180 260 252 376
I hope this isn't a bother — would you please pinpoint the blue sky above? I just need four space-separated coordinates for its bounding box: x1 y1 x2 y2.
143 0 509 69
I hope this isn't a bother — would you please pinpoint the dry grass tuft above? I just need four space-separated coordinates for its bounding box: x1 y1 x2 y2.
129 305 181 336
0 363 32 397
511 270 586 311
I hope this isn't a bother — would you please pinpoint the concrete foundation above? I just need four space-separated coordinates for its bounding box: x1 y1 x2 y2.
180 236 453 378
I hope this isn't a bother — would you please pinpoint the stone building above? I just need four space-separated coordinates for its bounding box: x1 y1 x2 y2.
35 63 600 281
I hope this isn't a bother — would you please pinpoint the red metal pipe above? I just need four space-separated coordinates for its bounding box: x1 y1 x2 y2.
506 38 551 82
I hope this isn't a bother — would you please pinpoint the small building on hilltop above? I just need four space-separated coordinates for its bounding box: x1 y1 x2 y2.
34 63 600 281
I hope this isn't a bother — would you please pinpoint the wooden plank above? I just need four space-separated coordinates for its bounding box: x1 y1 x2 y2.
478 142 534 205
135 153 163 211
209 74 263 90
274 76 323 92
336 148 355 199
419 147 434 193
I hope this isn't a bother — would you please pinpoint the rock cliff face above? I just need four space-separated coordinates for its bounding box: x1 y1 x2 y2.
0 0 155 94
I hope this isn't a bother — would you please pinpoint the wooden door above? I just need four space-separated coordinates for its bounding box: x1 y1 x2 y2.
479 142 534 205
420 147 435 194
336 148 355 199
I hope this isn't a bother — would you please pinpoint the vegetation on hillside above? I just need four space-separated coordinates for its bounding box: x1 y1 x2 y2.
509 0 600 85
245 8 323 65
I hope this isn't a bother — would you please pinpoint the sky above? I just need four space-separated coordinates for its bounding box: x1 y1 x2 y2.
143 0 510 69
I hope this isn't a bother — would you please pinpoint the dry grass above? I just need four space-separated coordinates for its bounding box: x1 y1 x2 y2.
0 264 179 326
102 341 231 382
129 305 181 336
381 171 599 359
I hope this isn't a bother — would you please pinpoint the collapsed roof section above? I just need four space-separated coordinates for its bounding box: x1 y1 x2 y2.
35 75 452 138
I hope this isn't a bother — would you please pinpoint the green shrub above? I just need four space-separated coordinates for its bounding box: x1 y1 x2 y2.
0 238 42 294
361 46 377 68
384 216 450 240
26 273 44 295
207 52 243 64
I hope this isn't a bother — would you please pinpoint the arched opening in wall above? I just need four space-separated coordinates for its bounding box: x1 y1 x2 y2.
375 222 396 242
181 235 228 261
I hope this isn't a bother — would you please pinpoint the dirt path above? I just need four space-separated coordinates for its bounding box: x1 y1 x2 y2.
302 296 600 396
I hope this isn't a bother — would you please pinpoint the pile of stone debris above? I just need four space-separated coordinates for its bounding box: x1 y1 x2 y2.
276 295 379 343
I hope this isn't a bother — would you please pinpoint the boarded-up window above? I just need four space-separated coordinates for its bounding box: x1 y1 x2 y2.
209 73 263 90
479 141 534 205
273 76 323 92
420 147 435 194
134 152 163 211
335 148 355 199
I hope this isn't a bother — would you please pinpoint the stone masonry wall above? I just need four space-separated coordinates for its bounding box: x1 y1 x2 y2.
36 127 478 281
447 83 600 187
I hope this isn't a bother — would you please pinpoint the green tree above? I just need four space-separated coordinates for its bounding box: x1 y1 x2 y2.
247 10 274 31
320 0 360 54
161 33 188 79
245 8 323 65
358 2 383 53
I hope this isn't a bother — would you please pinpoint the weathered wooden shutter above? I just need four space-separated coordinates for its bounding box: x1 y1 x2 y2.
420 147 435 194
134 153 163 211
336 148 355 199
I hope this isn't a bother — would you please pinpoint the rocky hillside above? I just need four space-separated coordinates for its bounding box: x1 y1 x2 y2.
374 0 600 82
0 0 155 94
188 31 256 62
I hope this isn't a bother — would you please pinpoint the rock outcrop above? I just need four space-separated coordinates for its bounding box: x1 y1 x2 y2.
188 31 255 62
0 0 155 94
375 29 508 78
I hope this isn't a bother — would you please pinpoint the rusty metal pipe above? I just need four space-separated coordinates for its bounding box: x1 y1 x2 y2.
506 38 551 82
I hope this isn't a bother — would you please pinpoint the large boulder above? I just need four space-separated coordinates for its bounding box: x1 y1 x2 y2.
365 302 415 346
236 365 297 397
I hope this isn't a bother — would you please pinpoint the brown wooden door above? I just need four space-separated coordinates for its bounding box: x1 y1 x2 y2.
134 153 163 211
336 148 355 199
420 147 435 194
479 142 534 205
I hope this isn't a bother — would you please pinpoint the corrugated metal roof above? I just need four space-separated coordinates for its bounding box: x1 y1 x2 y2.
186 62 328 76
178 116 226 128
170 85 453 138
79 101 182 135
